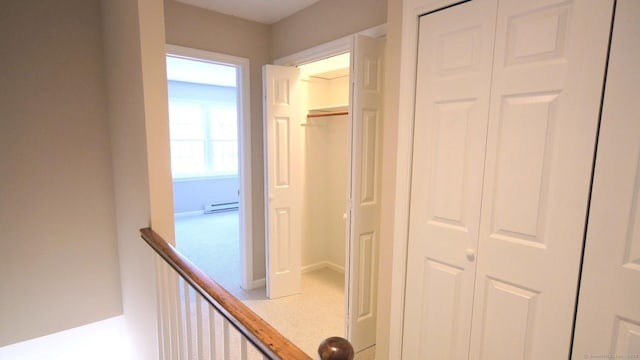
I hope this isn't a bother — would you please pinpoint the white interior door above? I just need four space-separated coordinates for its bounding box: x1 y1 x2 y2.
468 0 613 358
572 1 640 358
346 34 385 352
263 64 302 299
402 1 498 358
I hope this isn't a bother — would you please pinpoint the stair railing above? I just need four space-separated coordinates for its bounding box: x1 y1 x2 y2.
141 227 354 360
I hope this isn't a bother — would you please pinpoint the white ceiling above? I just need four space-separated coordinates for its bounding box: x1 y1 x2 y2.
166 56 237 87
300 52 350 79
174 0 321 24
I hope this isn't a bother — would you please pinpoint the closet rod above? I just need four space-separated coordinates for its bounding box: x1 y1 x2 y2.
306 110 349 118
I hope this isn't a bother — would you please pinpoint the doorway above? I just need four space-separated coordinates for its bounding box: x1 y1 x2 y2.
263 34 385 353
165 45 253 291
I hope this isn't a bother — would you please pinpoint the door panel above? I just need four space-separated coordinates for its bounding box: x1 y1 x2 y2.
402 1 498 358
347 34 385 352
469 0 614 358
478 278 539 359
263 65 302 299
572 1 640 358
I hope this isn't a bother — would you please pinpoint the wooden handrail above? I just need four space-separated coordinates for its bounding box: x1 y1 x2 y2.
140 227 311 359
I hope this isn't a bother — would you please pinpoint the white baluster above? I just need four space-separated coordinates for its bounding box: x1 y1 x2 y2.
183 281 193 359
209 306 217 360
196 293 204 358
168 266 180 359
223 318 231 360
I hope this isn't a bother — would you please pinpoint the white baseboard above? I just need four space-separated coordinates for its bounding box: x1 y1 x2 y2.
325 261 346 274
253 278 266 288
302 261 345 274
244 263 344 291
244 278 265 290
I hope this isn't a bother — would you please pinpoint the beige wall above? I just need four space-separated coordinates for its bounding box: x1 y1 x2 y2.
376 0 402 358
101 0 168 357
0 0 122 346
164 0 271 281
0 0 392 352
270 0 387 60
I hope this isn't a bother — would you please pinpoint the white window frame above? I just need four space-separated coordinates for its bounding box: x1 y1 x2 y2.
168 97 238 180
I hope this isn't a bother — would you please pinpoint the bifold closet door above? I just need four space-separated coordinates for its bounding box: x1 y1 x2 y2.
263 64 303 299
402 1 498 358
347 34 385 353
403 0 614 358
572 1 640 358
468 0 613 358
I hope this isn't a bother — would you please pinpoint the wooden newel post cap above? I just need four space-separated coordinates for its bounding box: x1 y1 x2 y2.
317 336 355 360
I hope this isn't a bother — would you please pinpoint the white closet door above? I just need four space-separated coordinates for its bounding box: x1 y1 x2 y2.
347 34 385 352
402 1 498 358
468 1 614 359
263 64 302 299
572 1 640 358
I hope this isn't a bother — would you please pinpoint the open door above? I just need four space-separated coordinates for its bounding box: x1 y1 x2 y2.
347 34 385 352
263 64 303 299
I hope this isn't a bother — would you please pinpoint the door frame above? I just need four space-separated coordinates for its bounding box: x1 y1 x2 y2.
273 25 386 67
165 44 254 290
388 0 470 359
269 23 386 345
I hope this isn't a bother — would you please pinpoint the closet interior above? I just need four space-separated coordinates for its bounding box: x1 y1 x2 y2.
298 52 351 282
265 36 383 352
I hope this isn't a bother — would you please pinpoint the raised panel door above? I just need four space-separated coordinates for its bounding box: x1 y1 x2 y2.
402 1 498 358
263 65 303 299
347 34 385 352
572 1 640 358
469 0 614 358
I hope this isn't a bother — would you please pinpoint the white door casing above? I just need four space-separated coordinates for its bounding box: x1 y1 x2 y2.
346 34 385 353
402 1 498 358
572 1 640 358
468 0 613 358
263 37 386 344
165 45 255 290
263 64 303 299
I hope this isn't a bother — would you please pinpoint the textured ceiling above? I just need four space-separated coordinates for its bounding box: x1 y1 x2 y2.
174 0 321 24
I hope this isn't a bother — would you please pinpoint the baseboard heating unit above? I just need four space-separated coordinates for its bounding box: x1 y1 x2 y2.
203 202 239 213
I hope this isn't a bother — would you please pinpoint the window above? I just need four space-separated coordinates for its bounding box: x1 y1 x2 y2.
166 55 239 180
169 99 238 178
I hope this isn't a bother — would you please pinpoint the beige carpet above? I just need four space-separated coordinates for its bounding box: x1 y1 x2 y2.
175 213 375 358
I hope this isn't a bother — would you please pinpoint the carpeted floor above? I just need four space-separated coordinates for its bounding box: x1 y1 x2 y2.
174 212 375 359
175 211 244 295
